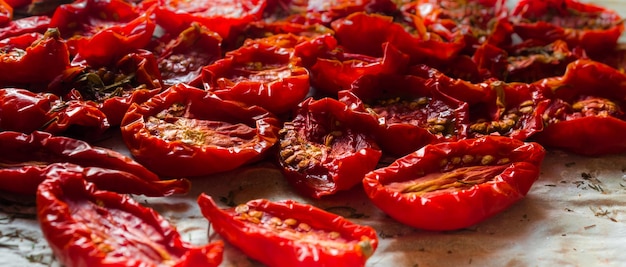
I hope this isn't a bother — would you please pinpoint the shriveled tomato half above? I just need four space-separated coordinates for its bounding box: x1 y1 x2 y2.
199 40 310 115
50 49 163 126
0 130 160 181
474 39 585 83
0 28 69 87
198 194 378 267
0 15 50 40
331 12 465 65
0 88 109 137
511 0 624 57
0 162 189 196
37 172 224 267
533 59 626 155
343 73 469 157
310 42 410 95
363 136 545 231
277 97 382 198
150 0 267 40
155 22 223 87
120 83 280 177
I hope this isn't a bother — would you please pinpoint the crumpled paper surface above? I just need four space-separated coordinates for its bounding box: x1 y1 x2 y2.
1 0 625 266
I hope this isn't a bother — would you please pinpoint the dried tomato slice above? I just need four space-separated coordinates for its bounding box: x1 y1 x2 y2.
50 0 155 66
533 59 626 155
0 28 69 87
363 136 545 231
310 42 410 95
401 0 508 54
0 131 160 181
150 0 267 40
511 0 625 57
0 88 109 137
37 173 223 267
155 23 223 88
343 73 469 157
332 12 465 65
474 39 585 83
0 162 189 196
120 83 281 177
199 40 310 115
198 194 378 267
277 97 382 198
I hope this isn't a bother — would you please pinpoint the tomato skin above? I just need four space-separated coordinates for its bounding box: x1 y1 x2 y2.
511 0 624 57
120 83 281 177
0 88 109 137
197 194 378 267
0 28 70 86
200 41 310 115
277 97 382 198
37 173 223 267
532 59 626 156
363 136 545 231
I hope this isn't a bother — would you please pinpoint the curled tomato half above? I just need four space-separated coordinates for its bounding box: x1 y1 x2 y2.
0 28 70 86
151 0 267 40
511 0 624 57
363 136 545 231
37 172 224 267
199 41 310 115
0 15 50 40
121 83 280 177
277 97 382 198
343 73 469 157
0 88 109 137
331 12 465 65
155 22 223 87
310 42 410 95
0 131 161 182
198 194 378 267
533 59 626 155
0 162 189 196
473 39 585 83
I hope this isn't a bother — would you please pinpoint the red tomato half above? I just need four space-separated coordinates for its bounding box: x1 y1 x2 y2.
37 172 223 267
511 0 624 57
121 83 280 177
198 194 378 267
532 59 626 155
200 41 310 115
277 97 382 198
363 136 545 231
0 88 109 137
